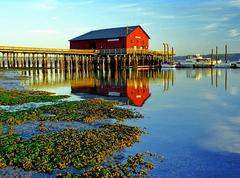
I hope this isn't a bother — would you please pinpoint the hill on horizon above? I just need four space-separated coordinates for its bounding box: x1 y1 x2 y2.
175 53 240 61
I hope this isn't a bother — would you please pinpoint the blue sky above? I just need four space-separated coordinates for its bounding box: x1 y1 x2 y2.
0 0 239 55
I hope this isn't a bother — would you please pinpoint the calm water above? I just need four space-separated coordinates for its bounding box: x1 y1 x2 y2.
5 68 240 177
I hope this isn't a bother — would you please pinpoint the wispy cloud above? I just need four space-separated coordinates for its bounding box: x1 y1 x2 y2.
118 3 138 9
195 6 223 12
116 3 153 16
199 116 240 154
200 30 217 36
141 22 154 27
29 29 60 35
157 15 175 19
230 0 240 7
32 0 60 10
219 14 237 22
142 12 154 16
229 28 240 38
202 23 218 31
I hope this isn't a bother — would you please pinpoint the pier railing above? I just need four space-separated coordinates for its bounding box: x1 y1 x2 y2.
98 48 176 55
0 46 96 55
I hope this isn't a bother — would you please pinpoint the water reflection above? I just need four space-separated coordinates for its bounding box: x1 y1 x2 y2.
17 67 240 177
185 68 230 91
20 68 233 106
21 68 176 106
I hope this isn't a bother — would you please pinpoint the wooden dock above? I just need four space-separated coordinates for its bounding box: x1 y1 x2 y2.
0 46 176 69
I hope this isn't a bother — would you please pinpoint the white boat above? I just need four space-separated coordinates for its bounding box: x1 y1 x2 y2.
236 61 240 68
161 62 176 68
230 60 240 68
179 58 195 68
214 63 231 68
180 54 221 68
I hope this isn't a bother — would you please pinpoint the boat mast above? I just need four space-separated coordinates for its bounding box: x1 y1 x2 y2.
225 45 228 63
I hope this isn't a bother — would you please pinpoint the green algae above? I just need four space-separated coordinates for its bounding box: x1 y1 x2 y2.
57 153 154 178
0 98 143 125
0 87 156 177
0 124 142 173
0 88 69 106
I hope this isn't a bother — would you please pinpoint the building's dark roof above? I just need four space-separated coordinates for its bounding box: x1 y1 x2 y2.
70 25 150 41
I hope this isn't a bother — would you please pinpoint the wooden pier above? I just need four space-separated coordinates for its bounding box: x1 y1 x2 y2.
0 46 176 70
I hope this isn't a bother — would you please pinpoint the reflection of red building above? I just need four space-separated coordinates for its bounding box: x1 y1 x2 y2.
71 78 150 107
127 79 150 107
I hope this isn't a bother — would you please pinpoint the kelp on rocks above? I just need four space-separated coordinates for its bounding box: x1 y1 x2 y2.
0 98 143 125
0 88 69 106
0 124 142 173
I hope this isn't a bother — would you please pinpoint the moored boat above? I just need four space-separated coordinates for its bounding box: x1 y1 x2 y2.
180 54 221 68
213 63 231 68
161 61 176 68
230 60 240 68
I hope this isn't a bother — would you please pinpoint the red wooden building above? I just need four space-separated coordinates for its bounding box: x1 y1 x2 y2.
69 25 150 50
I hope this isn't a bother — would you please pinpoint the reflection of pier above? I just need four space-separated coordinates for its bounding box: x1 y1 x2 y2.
22 67 176 106
186 68 230 91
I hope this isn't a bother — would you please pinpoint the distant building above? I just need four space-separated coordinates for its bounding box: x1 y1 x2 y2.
69 25 150 50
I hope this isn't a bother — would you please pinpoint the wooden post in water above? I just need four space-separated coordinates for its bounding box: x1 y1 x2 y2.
123 55 127 68
81 55 85 71
225 45 228 63
41 54 45 68
19 53 23 68
63 54 67 70
32 54 36 68
7 53 10 68
107 55 111 70
59 54 63 69
216 46 218 64
44 54 48 69
88 55 92 71
28 54 31 68
128 55 131 67
211 48 213 66
225 69 227 91
172 47 174 61
3 53 6 68
23 53 26 68
167 44 170 62
55 55 58 69
1 53 5 68
50 54 53 69
16 53 20 68
36 54 39 68
73 55 77 72
0 53 2 67
15 53 19 68
136 55 139 68
12 53 16 68
132 55 135 68
163 43 166 62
